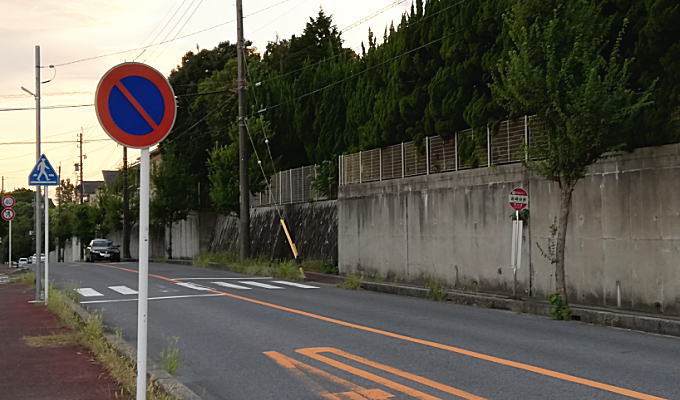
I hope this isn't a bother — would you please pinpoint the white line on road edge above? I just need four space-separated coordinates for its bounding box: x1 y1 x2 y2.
109 285 139 295
76 288 104 297
211 281 252 290
272 281 320 289
80 293 223 304
171 277 273 280
239 281 284 289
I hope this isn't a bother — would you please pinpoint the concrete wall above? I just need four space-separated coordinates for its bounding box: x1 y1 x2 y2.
339 143 680 315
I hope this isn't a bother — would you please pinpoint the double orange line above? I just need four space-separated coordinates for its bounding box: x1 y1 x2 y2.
94 263 668 400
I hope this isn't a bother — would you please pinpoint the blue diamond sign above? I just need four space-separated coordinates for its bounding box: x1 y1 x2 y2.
29 154 59 186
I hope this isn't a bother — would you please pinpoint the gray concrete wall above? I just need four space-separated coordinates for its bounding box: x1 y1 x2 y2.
339 143 680 315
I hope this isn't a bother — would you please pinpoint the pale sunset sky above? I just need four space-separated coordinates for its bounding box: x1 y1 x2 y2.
0 0 410 192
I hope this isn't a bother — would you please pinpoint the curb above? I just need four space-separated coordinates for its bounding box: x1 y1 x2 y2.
298 272 680 338
63 296 203 400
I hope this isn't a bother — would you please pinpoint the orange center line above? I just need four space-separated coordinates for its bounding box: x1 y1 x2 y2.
114 81 159 130
92 263 668 400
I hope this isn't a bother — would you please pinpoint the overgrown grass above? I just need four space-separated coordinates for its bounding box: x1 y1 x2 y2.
10 270 35 285
159 336 181 374
426 278 447 301
339 272 363 290
46 288 175 400
23 333 79 347
193 251 307 281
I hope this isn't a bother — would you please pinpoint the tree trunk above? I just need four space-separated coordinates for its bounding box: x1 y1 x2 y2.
167 221 173 260
554 179 576 303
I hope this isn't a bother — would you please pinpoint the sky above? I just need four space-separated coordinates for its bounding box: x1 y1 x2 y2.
0 0 410 192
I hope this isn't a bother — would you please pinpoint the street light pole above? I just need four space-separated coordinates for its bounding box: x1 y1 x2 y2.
34 45 43 301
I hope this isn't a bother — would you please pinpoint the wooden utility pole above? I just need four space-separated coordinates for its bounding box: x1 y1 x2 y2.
236 0 250 259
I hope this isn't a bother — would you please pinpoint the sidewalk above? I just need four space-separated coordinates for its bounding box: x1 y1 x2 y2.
0 265 124 400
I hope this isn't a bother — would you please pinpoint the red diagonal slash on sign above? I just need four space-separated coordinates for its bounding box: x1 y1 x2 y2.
114 82 159 130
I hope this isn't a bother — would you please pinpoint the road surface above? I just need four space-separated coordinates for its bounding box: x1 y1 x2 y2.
48 261 680 400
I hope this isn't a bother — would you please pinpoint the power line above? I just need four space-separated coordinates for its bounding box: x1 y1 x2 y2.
0 139 109 145
134 0 192 61
48 0 299 68
144 0 203 63
0 104 94 112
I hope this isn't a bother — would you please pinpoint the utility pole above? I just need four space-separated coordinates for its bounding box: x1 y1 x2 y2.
1 176 4 193
34 45 43 301
236 0 250 259
79 128 84 204
122 147 130 259
57 164 62 262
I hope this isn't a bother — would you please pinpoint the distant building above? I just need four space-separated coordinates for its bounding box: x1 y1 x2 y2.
79 181 104 204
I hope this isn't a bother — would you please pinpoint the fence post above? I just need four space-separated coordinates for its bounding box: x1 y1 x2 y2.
289 168 293 203
524 115 529 162
338 155 342 186
507 119 511 163
379 148 383 181
454 131 459 171
359 151 363 184
426 136 430 175
401 142 405 178
279 172 282 204
487 126 491 167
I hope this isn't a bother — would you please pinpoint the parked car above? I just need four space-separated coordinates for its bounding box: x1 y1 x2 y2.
85 239 120 262
18 257 28 266
29 254 45 264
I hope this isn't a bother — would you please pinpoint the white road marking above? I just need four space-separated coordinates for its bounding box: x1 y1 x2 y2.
171 277 272 280
80 293 223 304
239 281 284 289
211 281 251 290
176 282 214 291
272 281 320 289
76 288 104 297
108 285 138 295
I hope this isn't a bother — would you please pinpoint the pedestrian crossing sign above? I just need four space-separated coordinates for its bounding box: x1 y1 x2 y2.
28 154 59 186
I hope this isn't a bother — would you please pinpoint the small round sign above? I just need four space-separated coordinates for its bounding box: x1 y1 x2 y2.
2 208 15 221
95 62 176 148
509 187 528 211
1 195 15 208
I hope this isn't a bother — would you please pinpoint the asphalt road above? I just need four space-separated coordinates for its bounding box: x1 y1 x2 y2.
47 261 680 400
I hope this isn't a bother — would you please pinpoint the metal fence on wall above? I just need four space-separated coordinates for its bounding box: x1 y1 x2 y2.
339 115 546 185
251 165 326 207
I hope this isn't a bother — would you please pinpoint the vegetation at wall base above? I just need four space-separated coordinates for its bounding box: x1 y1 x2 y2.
339 273 363 290
193 251 307 281
426 278 448 301
548 293 572 321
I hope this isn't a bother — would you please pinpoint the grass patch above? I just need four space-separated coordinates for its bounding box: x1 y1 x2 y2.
299 259 338 275
339 273 362 290
10 270 35 285
426 278 447 301
193 251 305 281
23 333 79 347
159 336 181 374
46 287 175 400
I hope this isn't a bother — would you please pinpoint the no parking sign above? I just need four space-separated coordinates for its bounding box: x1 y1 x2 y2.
95 62 176 148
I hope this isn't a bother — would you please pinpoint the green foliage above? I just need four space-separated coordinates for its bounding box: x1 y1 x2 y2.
548 293 572 320
206 116 276 215
193 251 303 281
159 336 181 374
426 277 447 301
339 273 362 290
311 159 337 198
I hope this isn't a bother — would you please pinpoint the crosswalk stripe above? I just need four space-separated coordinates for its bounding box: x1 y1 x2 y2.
211 281 251 290
176 282 213 291
108 285 138 295
239 281 284 289
272 281 320 289
76 288 104 297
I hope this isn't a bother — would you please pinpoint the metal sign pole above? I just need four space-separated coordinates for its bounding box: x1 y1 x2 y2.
8 220 11 267
136 147 150 400
44 186 49 304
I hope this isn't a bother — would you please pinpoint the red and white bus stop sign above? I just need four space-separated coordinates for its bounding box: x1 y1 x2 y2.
509 187 528 211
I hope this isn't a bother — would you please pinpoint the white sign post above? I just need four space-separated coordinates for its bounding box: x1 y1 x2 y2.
44 187 49 303
509 187 528 298
2 196 15 267
95 62 176 400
